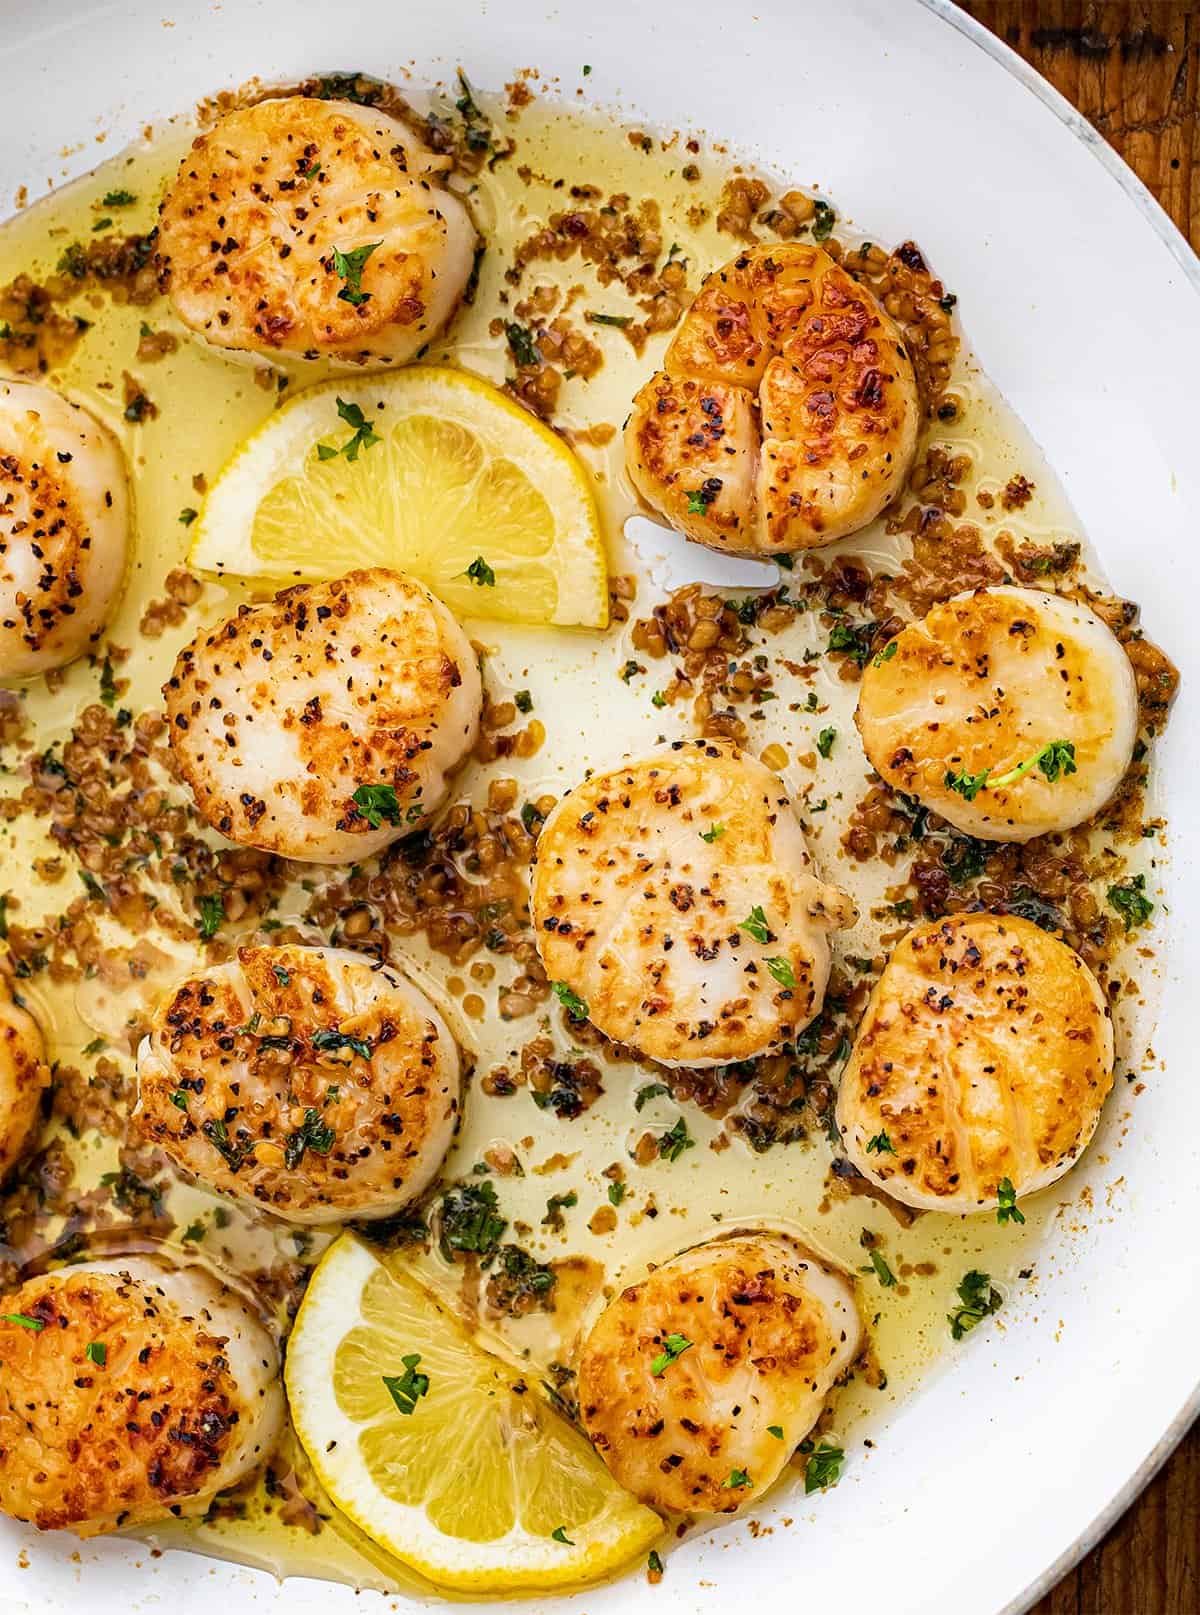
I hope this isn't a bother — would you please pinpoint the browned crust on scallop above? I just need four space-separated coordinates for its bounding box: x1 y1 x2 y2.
136 945 455 1218
625 243 918 555
0 1269 244 1532
0 451 103 657
838 913 1114 1207
579 1237 843 1514
163 567 472 857
0 978 50 1181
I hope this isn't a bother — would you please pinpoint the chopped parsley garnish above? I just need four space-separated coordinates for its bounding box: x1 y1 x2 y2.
332 241 381 306
514 689 533 713
272 964 291 986
996 1177 1025 1226
948 1269 1002 1340
181 1220 206 1242
178 506 198 526
1107 873 1154 933
944 739 1077 801
82 1037 106 1056
85 1341 107 1366
816 726 836 759
767 1425 784 1440
505 321 541 366
872 639 899 667
657 1116 695 1162
310 1028 374 1061
826 619 876 667
635 1083 669 1111
102 188 137 206
867 1249 896 1287
765 956 796 989
381 1353 430 1415
542 1189 578 1228
438 1180 507 1262
202 1117 249 1171
551 980 589 1020
551 1526 575 1545
168 1089 189 1112
939 292 958 313
865 1131 895 1155
649 1332 693 1376
99 656 118 707
1 1313 44 1331
607 1181 627 1206
284 1107 336 1170
723 1468 751 1489
316 396 382 462
92 216 113 232
196 893 225 940
351 782 403 828
700 822 726 843
686 484 718 516
586 311 631 328
811 199 836 241
739 905 771 944
465 555 497 587
804 1441 844 1492
648 1549 664 1578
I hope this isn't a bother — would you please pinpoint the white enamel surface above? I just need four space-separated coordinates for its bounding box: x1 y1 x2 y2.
0 3 1196 1615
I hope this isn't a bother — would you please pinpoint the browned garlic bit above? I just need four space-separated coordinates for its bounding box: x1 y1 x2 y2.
135 945 460 1224
625 242 918 557
0 1257 283 1536
0 380 130 678
156 97 477 366
164 566 482 863
531 740 855 1066
837 913 1114 1213
579 1233 861 1514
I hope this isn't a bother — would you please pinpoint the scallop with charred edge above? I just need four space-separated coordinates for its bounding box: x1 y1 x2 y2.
0 1257 283 1536
156 97 477 366
625 242 919 557
164 566 482 862
531 740 855 1066
0 380 130 678
855 585 1138 842
837 913 1114 1213
0 967 50 1180
135 945 459 1225
579 1233 861 1515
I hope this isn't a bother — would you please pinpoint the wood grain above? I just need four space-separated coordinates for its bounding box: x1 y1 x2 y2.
954 10 1199 1610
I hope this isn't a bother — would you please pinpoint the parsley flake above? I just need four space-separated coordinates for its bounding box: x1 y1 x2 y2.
948 1269 1002 1340
804 1441 844 1492
352 782 403 828
739 906 771 943
551 980 589 1020
700 822 726 843
85 1341 107 1366
996 1177 1025 1226
723 1468 751 1490
381 1353 430 1415
284 1107 336 1170
865 1131 895 1155
317 397 382 462
196 893 225 940
649 1332 693 1376
816 726 836 759
332 241 382 306
1 1313 44 1331
1107 873 1154 933
657 1116 695 1162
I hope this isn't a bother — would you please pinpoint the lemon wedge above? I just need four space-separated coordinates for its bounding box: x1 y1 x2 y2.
188 367 608 628
285 1234 661 1591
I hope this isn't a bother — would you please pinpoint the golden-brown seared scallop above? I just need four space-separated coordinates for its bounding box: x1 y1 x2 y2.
625 242 918 558
0 1257 283 1536
531 740 855 1067
135 945 459 1225
579 1233 861 1515
164 567 481 862
0 380 130 678
855 586 1138 842
156 97 476 366
837 913 1114 1213
0 969 50 1180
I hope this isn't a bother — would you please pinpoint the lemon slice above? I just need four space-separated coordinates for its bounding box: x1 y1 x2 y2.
189 367 608 628
286 1234 661 1591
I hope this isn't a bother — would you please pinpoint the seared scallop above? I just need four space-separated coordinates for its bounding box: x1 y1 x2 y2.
156 97 477 367
855 586 1138 841
135 945 459 1225
164 567 482 862
0 380 130 678
837 913 1114 1213
579 1233 861 1515
625 242 919 557
531 741 855 1067
0 1257 283 1535
0 969 50 1180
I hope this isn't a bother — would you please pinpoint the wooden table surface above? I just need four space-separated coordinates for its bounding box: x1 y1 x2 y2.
954 8 1199 1610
